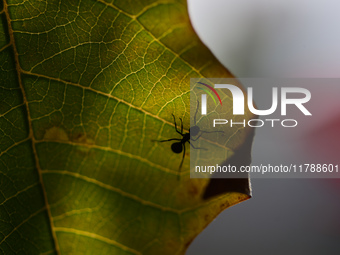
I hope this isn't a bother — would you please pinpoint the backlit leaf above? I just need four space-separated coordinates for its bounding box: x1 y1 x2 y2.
0 0 255 254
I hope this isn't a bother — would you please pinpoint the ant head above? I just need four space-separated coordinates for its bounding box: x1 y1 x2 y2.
190 125 200 136
171 142 183 154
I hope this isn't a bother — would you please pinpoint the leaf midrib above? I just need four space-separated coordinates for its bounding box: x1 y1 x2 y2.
3 0 61 253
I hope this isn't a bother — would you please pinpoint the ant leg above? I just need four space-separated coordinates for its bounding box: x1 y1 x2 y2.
179 117 183 134
152 138 181 142
189 141 208 150
191 130 224 141
190 133 203 141
201 130 224 135
178 144 186 180
172 114 182 136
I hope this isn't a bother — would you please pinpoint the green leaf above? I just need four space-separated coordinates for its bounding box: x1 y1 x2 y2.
0 0 255 254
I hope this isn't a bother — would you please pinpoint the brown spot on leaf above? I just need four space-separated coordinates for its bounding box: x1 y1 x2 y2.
71 132 94 145
184 240 193 250
188 183 199 197
43 126 69 141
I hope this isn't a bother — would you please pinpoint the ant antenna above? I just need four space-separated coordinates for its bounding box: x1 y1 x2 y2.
194 99 199 125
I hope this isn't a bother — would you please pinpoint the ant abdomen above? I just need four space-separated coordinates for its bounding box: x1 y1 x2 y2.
171 142 183 154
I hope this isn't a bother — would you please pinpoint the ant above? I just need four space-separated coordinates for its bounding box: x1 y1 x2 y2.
154 100 224 178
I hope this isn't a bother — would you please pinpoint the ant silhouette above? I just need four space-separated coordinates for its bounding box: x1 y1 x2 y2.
154 100 224 178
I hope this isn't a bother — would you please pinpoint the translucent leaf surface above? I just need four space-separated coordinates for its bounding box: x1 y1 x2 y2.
0 0 254 254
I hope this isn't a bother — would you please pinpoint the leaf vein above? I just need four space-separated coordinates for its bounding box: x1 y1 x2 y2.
54 227 141 255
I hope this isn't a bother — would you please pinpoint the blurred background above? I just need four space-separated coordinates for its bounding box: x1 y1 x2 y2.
186 0 340 254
